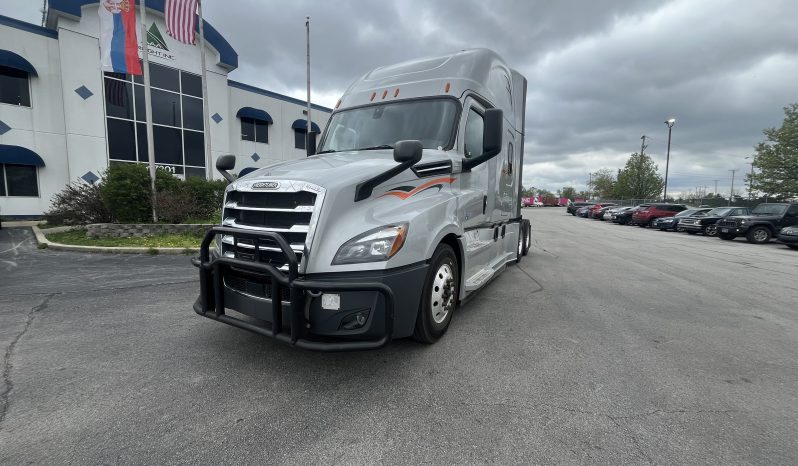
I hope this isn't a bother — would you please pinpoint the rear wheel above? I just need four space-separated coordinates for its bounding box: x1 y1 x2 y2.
703 224 718 236
413 244 458 343
746 226 771 244
523 219 531 256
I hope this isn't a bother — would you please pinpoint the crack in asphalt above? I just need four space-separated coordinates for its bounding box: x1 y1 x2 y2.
0 293 56 432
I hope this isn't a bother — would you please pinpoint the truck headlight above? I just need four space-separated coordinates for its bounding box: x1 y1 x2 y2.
332 223 408 265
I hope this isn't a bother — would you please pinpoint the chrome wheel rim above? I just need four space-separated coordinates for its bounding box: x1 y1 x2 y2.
753 229 768 242
430 263 455 324
705 225 717 236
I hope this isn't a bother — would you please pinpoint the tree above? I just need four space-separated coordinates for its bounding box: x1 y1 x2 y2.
560 186 576 200
589 169 616 199
614 152 665 200
749 103 798 200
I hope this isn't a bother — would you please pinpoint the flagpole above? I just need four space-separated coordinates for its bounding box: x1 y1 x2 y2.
305 16 311 156
197 0 213 178
140 0 158 222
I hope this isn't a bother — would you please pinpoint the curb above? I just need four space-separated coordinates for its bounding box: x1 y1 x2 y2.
32 225 199 255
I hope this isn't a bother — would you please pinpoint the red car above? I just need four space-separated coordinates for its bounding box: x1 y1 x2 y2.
588 203 617 219
632 203 689 227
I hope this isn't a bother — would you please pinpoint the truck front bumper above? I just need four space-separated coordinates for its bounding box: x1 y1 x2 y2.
191 227 426 352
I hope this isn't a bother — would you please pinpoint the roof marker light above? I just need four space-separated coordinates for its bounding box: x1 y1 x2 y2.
444 82 451 93
370 92 376 101
393 88 399 97
382 90 388 99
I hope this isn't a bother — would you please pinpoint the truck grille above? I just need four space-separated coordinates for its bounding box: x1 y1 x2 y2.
717 218 739 228
220 186 321 271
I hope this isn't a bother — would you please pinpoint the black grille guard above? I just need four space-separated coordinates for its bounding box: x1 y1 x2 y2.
191 226 395 351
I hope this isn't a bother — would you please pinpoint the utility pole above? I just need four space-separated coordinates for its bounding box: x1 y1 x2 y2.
640 135 647 156
728 169 737 206
713 179 719 197
588 172 593 200
663 119 676 201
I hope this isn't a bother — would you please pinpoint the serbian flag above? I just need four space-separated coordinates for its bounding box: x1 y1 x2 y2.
98 0 142 75
165 0 198 44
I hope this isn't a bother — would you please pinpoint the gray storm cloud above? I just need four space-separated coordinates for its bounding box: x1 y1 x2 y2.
4 0 796 195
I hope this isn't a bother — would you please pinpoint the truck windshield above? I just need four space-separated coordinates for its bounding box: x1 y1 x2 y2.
319 99 458 153
751 204 788 215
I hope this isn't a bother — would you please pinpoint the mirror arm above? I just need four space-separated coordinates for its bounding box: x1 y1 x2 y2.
461 146 501 171
218 169 236 183
354 160 415 202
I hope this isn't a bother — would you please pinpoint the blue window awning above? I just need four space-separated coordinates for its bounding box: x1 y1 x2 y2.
0 144 46 166
236 107 273 124
0 50 38 76
291 119 321 133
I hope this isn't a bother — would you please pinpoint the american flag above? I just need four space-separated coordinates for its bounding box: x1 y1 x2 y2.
165 0 199 44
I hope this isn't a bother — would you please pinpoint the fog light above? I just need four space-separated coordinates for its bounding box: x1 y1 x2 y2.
340 310 369 330
321 293 340 310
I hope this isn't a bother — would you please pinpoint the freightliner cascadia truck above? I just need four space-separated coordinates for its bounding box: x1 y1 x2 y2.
192 49 531 351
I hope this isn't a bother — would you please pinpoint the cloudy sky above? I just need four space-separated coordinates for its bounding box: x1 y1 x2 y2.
3 0 797 196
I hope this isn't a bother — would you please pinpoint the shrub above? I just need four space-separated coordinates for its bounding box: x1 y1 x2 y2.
46 181 112 225
182 177 227 219
154 188 195 224
101 163 153 223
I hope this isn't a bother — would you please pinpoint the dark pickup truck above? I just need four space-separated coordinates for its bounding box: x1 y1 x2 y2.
716 203 798 244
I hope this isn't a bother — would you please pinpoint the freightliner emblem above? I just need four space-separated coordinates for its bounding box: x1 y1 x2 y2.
252 181 279 189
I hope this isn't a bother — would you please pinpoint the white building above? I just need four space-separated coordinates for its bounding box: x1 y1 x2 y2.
0 1 331 218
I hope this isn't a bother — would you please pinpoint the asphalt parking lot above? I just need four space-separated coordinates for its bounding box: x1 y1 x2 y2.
1 210 797 464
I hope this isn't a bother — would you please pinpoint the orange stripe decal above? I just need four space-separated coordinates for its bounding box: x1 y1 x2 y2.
381 177 456 200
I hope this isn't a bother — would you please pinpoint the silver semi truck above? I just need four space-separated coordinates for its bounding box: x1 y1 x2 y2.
193 49 531 350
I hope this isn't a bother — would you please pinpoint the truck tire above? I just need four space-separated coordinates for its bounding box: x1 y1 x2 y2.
746 226 771 244
523 219 531 256
413 244 458 344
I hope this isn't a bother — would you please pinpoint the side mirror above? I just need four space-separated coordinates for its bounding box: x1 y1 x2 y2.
216 154 236 182
353 139 423 202
463 108 503 171
393 140 423 165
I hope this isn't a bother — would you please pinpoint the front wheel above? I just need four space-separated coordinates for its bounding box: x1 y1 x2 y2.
703 224 718 236
413 244 458 344
746 226 771 244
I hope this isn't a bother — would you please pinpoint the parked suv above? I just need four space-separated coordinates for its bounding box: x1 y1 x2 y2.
716 203 798 244
680 206 751 236
652 208 711 231
567 201 592 216
632 203 688 227
613 204 650 225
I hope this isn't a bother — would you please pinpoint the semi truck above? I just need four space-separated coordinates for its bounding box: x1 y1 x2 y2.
192 49 531 351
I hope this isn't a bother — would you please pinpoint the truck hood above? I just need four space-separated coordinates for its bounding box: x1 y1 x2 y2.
728 214 781 221
235 149 454 191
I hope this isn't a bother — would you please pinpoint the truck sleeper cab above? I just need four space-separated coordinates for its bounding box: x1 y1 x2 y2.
193 49 531 350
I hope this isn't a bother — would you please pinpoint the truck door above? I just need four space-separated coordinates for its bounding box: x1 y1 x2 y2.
459 98 496 231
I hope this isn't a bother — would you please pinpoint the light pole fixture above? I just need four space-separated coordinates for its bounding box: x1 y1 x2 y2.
662 118 676 201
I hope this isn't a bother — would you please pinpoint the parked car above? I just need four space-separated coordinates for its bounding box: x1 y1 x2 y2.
576 205 593 217
679 206 750 236
613 204 651 225
777 225 798 249
592 204 618 220
632 203 688 227
588 203 617 219
604 206 631 221
652 208 711 231
716 203 798 243
567 201 593 216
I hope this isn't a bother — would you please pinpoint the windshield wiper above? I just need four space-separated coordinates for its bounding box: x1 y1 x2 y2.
355 144 394 151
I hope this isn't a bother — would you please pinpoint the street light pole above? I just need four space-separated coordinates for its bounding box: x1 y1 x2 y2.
728 169 737 206
745 156 755 201
663 118 675 201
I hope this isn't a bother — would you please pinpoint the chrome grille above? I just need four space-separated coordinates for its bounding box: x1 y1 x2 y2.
717 218 739 228
221 183 322 271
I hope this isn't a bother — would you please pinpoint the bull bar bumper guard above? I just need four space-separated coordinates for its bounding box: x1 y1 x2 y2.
191 227 394 351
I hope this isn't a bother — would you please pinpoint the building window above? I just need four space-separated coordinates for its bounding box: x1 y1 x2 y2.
294 129 307 150
1 164 39 197
241 117 268 143
103 62 205 178
0 65 31 107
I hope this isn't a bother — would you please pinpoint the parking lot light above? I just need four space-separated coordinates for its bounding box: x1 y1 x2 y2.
663 118 676 201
